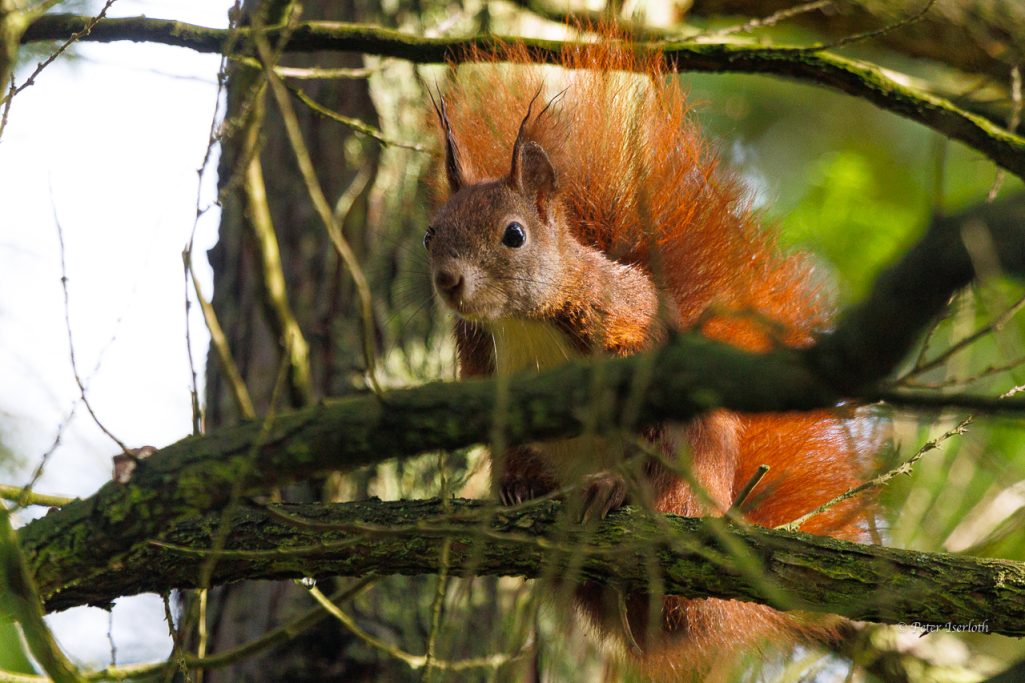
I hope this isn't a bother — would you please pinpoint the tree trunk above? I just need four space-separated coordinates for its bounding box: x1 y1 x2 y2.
203 0 388 678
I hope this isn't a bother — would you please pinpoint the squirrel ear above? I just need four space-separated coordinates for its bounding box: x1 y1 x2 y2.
511 140 557 220
509 90 557 220
429 88 465 193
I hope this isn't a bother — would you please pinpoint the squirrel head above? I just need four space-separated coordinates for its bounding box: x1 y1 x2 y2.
425 94 567 322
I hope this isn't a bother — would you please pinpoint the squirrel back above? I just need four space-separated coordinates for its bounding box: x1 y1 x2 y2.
429 38 873 682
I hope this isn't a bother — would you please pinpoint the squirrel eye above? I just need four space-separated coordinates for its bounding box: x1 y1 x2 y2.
423 227 436 250
502 222 526 248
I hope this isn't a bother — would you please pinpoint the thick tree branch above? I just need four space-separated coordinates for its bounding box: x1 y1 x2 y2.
21 498 1025 638
516 0 1025 83
686 0 1025 82
20 17 1025 181
12 196 1025 622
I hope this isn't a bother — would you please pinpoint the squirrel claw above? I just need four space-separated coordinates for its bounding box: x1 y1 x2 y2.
579 473 627 523
499 479 536 506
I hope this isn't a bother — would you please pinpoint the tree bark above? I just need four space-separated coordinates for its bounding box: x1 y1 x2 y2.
19 499 1025 638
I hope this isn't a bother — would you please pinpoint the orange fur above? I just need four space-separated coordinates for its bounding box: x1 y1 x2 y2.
435 37 873 682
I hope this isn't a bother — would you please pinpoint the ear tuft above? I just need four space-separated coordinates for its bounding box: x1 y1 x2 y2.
428 87 465 193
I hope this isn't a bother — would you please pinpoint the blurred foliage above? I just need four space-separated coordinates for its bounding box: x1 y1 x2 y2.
0 435 33 676
0 622 34 676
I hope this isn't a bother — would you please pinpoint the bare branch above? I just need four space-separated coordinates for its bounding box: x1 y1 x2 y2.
778 417 973 532
290 85 427 152
185 252 256 420
53 207 130 454
18 18 1025 181
0 484 70 507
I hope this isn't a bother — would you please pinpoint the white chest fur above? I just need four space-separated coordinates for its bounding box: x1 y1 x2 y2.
486 318 618 483
487 318 579 377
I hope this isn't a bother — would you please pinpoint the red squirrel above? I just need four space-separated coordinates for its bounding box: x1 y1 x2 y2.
424 39 872 681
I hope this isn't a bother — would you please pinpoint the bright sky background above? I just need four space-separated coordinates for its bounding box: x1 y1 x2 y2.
1 0 231 667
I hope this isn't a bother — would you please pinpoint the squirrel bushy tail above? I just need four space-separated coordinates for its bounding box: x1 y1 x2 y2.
437 37 873 681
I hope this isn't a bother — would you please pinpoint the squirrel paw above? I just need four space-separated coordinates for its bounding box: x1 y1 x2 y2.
499 477 540 506
579 473 628 523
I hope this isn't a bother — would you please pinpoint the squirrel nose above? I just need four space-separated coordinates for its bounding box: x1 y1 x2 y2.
434 267 465 296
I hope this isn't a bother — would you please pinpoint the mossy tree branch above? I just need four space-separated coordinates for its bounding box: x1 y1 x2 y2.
21 498 1025 638
11 195 1025 619
515 0 1025 83
19 17 1025 181
685 0 1025 82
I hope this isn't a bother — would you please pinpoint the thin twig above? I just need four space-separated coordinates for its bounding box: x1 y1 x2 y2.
701 0 833 39
422 538 451 682
333 164 373 227
17 401 79 509
106 610 116 667
53 207 130 453
241 150 313 406
903 291 1025 379
807 0 937 52
0 484 70 507
0 0 118 107
102 580 377 681
194 588 207 683
901 353 1025 390
182 258 203 435
185 253 256 419
230 55 377 79
18 226 142 502
728 464 770 513
0 578 364 681
423 453 453 683
181 0 246 435
911 293 957 370
988 64 1023 201
252 10 384 395
162 593 192 683
0 75 14 141
778 416 973 532
290 86 427 152
307 585 524 671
